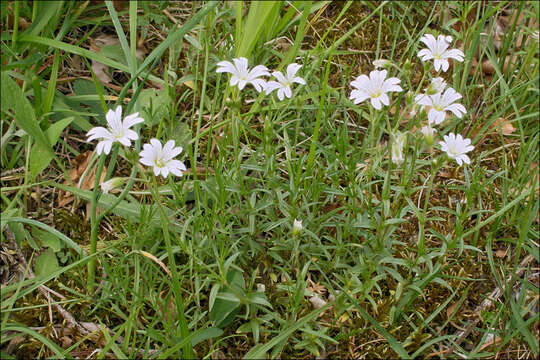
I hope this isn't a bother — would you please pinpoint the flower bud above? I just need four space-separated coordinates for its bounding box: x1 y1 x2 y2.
292 219 303 235
372 59 390 69
421 125 437 147
391 132 407 166
426 77 446 95
101 177 125 194
403 59 413 73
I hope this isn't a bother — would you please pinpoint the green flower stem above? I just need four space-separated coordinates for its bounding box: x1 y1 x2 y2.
151 175 193 359
417 159 440 255
87 153 107 293
306 46 333 175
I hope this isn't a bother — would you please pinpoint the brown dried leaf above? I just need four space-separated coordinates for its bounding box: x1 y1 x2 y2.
495 248 508 258
447 302 459 319
307 277 327 295
491 117 516 136
57 151 106 207
90 60 111 84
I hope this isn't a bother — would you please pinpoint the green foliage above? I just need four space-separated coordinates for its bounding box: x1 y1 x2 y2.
1 1 538 358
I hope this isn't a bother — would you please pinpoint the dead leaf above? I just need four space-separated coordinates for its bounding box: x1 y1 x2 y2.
491 117 516 136
57 151 106 208
447 302 459 318
495 248 508 258
307 277 327 295
91 60 112 84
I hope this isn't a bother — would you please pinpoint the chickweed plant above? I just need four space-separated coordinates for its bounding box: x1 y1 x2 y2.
1 1 538 358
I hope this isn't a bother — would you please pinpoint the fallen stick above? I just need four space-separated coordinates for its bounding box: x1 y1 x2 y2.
448 254 535 354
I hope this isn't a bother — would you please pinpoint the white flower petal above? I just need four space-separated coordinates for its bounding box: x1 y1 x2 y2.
370 97 382 110
87 127 112 142
265 81 281 94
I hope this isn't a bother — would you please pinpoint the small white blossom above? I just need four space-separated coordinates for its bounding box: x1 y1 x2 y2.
293 219 303 235
391 132 406 165
139 139 187 178
415 87 466 125
86 106 144 155
421 125 437 147
349 70 403 110
417 34 465 72
256 284 266 293
216 57 269 92
100 177 125 194
372 59 390 69
439 133 474 165
264 63 306 100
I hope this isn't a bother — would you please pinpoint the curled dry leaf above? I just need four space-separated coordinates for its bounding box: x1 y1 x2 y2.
57 151 107 208
446 301 461 319
491 117 516 136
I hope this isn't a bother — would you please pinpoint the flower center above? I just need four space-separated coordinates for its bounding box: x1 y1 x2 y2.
433 105 444 112
447 144 460 156
434 53 442 60
155 158 166 168
112 129 125 141
371 91 381 98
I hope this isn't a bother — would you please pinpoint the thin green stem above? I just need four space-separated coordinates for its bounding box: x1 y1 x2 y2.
151 175 193 358
87 154 107 293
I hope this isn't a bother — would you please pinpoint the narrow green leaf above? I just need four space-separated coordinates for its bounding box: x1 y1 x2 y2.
1 72 52 155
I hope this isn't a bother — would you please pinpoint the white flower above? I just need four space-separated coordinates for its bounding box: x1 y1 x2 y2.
415 87 466 125
86 106 144 155
139 139 187 178
264 63 306 100
421 125 437 147
417 34 465 72
100 177 125 194
256 284 266 293
349 70 403 110
293 219 303 235
391 132 406 165
216 57 269 92
439 133 474 165
372 59 390 69
426 77 447 95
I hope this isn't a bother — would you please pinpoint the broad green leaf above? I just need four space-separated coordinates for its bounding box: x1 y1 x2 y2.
210 269 245 328
191 327 223 347
29 117 73 179
1 72 53 156
139 87 168 126
34 248 60 278
33 228 62 252
237 2 280 57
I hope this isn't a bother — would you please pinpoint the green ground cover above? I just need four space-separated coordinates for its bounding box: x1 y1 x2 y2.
1 1 539 358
